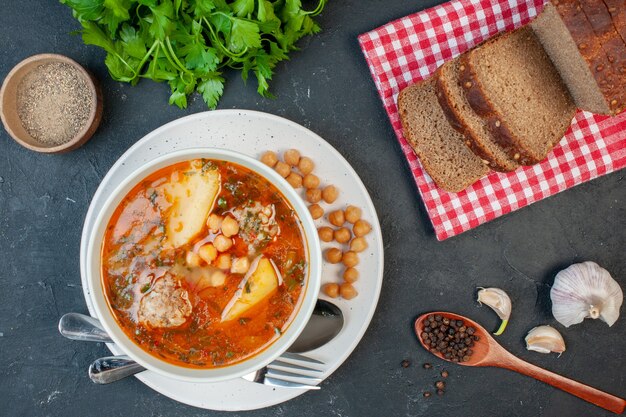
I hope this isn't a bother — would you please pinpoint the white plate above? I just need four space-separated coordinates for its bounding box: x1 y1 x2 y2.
79 110 384 411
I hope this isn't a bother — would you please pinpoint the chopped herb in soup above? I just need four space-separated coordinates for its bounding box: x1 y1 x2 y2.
101 159 308 368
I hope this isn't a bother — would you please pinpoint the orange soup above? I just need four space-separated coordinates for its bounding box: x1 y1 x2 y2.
101 159 308 368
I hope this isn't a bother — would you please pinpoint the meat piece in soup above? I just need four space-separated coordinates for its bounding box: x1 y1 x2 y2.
138 274 192 328
101 159 308 368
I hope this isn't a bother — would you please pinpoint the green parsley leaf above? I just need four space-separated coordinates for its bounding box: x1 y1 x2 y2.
228 18 261 52
197 76 225 109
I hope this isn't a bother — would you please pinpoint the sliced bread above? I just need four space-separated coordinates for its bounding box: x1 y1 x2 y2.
397 79 489 193
460 26 576 165
435 58 519 172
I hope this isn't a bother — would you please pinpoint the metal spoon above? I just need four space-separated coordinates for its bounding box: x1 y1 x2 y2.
59 299 343 384
414 312 626 414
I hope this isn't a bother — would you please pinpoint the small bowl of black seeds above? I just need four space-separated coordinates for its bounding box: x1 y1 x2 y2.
1 54 102 153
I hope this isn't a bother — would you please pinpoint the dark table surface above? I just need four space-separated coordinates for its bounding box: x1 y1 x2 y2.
1 1 624 416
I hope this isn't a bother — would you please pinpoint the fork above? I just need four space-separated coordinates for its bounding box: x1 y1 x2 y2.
89 352 325 389
240 352 324 390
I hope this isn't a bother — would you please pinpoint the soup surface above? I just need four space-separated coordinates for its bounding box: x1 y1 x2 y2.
101 159 308 368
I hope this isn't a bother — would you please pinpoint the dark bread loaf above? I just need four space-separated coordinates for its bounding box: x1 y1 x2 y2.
602 0 626 44
435 58 519 172
546 0 625 114
460 26 576 165
579 0 626 112
532 3 613 114
397 79 489 192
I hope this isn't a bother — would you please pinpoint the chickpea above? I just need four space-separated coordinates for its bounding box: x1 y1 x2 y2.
197 243 218 264
318 226 334 242
298 157 315 175
306 188 322 204
215 253 232 270
353 219 372 237
286 172 303 188
322 185 339 204
309 204 324 219
209 270 227 286
302 174 320 189
344 205 362 224
260 151 278 167
207 213 223 233
340 282 358 300
322 283 339 298
186 251 202 267
213 235 233 252
342 251 359 268
334 227 351 243
221 215 239 237
231 257 250 274
328 210 345 227
350 237 368 253
283 149 301 166
343 267 359 283
275 161 291 178
325 248 342 264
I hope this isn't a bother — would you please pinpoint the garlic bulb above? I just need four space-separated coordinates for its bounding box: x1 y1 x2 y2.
525 325 566 355
477 287 512 335
550 262 623 327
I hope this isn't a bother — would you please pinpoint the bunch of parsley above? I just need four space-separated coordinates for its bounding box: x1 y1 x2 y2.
60 0 327 109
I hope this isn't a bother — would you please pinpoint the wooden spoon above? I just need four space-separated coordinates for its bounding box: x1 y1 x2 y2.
415 312 625 414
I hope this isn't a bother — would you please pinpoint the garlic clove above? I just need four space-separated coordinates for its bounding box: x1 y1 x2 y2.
525 325 566 355
550 262 623 327
477 287 512 335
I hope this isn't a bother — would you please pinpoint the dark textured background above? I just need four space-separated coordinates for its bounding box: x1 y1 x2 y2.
0 1 624 416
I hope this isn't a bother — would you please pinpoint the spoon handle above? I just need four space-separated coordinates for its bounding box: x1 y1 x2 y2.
89 355 146 384
501 355 625 414
58 313 113 343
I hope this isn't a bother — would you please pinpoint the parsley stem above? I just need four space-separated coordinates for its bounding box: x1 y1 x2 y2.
303 0 327 16
164 37 193 75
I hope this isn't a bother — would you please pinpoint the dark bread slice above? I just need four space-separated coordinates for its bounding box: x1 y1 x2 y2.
603 0 626 45
435 58 519 172
460 26 576 165
549 0 625 114
397 79 489 193
532 3 612 114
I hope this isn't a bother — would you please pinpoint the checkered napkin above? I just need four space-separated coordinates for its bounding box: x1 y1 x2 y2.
358 0 626 240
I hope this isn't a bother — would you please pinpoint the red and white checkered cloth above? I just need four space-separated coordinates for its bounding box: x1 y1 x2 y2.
359 0 626 240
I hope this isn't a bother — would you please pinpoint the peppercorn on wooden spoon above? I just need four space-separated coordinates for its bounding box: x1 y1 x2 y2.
414 312 625 414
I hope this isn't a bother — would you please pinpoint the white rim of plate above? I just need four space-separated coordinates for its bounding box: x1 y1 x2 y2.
79 109 384 411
